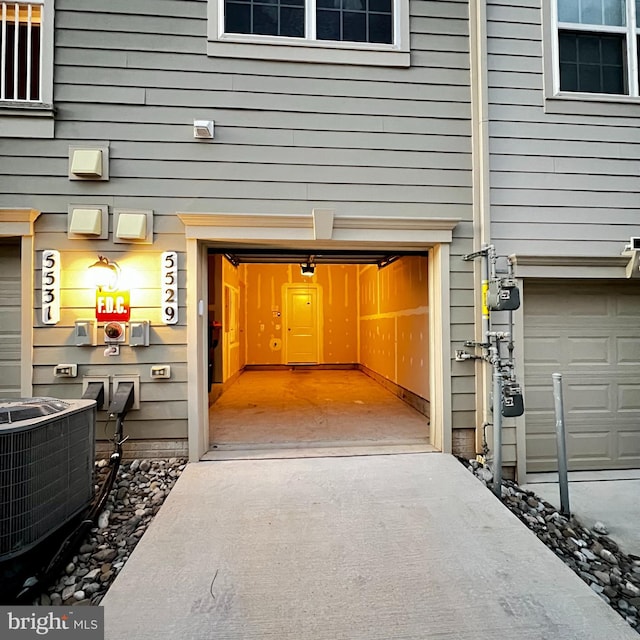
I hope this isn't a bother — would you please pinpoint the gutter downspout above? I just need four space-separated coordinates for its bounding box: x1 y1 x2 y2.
469 0 492 458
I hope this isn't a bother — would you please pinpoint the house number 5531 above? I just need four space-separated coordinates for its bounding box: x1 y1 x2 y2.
161 251 178 325
42 249 60 325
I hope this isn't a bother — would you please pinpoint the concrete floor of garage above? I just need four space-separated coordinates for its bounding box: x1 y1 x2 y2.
207 368 434 454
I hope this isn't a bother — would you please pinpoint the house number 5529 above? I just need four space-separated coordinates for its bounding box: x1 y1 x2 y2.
161 251 178 325
42 249 60 325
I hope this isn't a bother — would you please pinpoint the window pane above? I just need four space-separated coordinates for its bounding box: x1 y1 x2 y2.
317 9 341 39
559 31 626 94
280 6 304 36
317 0 393 43
0 3 42 101
369 0 392 12
344 11 367 41
581 0 603 24
253 4 278 34
577 34 601 62
602 65 625 91
560 62 579 90
558 0 625 25
601 35 622 62
578 63 602 89
369 13 392 43
225 2 251 33
225 0 304 35
558 0 580 23
602 0 624 24
559 33 578 61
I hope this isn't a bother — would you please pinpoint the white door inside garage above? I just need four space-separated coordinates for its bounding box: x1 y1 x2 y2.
524 280 640 472
0 239 21 398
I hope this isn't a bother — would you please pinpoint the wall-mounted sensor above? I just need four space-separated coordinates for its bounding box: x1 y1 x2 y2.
104 321 126 343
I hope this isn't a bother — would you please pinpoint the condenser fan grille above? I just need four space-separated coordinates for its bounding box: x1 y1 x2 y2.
0 399 95 561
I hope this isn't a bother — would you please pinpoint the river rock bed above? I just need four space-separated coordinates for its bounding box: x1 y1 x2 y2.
34 458 186 606
461 457 640 634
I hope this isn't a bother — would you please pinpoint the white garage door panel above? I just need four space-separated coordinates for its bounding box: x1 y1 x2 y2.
0 241 21 398
525 281 640 472
619 337 640 364
619 432 640 460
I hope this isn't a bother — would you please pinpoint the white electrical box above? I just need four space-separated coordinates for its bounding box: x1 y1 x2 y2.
130 321 150 347
150 365 171 379
53 364 77 378
75 320 97 346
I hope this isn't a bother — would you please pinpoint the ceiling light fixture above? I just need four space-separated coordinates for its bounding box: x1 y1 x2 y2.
300 257 315 277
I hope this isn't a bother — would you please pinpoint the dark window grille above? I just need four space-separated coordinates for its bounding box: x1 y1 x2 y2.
317 0 392 43
225 0 305 38
558 30 626 94
224 0 393 44
0 3 41 102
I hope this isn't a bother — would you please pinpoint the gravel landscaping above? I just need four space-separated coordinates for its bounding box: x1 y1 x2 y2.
33 457 186 607
461 457 640 635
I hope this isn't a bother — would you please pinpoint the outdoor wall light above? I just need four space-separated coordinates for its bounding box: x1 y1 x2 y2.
88 256 120 291
300 261 315 277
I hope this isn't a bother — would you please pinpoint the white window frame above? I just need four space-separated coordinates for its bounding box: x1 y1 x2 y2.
0 0 54 138
206 0 410 67
550 0 640 98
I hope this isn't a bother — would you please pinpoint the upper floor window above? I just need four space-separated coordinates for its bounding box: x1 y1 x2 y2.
556 0 640 95
225 0 393 44
0 1 54 138
1 2 42 101
207 0 409 66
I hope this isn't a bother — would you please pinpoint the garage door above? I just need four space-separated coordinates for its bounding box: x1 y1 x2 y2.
524 280 640 472
0 240 21 398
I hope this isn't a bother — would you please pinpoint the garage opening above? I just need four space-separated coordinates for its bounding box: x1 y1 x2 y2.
206 249 433 453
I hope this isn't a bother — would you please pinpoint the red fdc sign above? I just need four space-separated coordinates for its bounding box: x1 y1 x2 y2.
96 290 131 321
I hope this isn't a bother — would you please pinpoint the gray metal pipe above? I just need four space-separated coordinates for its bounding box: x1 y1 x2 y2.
492 358 503 497
552 373 571 516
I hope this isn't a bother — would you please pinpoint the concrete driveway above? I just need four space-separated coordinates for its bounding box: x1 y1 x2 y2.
102 453 637 639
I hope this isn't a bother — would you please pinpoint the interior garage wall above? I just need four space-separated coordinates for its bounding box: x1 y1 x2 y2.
221 257 245 379
241 263 358 365
359 256 430 401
